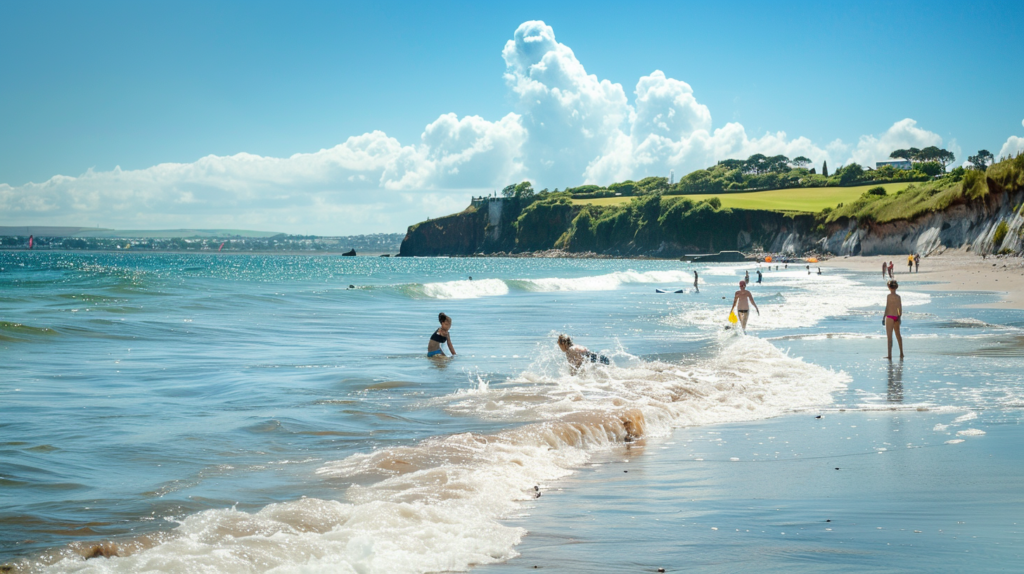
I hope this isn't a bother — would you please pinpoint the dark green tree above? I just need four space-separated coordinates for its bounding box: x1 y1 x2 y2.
744 154 769 174
791 156 812 168
838 163 864 185
916 161 942 177
513 181 534 198
968 150 994 171
822 160 829 177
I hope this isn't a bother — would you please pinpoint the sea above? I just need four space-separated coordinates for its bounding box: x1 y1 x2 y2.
1 252 1022 573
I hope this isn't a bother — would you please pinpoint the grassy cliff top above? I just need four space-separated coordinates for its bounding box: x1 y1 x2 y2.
824 155 1024 224
573 182 914 213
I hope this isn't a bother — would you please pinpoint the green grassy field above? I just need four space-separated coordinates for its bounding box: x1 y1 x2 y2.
573 182 914 212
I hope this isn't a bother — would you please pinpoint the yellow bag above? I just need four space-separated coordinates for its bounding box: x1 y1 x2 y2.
728 311 738 324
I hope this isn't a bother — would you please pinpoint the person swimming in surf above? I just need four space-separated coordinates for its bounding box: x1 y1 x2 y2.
557 334 609 374
427 312 456 358
729 280 760 332
883 280 904 359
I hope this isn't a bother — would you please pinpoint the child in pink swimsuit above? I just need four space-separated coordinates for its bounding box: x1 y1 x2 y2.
883 280 904 359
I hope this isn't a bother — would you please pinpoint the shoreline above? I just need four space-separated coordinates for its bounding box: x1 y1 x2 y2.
819 250 1024 309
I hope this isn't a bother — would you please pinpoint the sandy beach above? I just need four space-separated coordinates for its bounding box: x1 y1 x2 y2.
821 250 1024 309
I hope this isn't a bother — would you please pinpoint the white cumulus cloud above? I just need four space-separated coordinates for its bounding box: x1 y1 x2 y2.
998 120 1024 159
847 118 943 167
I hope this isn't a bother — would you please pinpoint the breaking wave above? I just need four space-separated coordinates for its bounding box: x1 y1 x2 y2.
19 336 846 573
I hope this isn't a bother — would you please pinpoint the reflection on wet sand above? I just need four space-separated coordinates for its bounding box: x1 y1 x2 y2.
887 360 903 403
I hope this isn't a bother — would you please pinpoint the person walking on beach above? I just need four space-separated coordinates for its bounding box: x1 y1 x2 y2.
730 280 760 332
882 261 887 278
744 270 750 285
557 334 608 375
907 254 914 274
427 312 456 358
693 271 699 293
914 254 920 272
883 280 904 359
887 261 894 279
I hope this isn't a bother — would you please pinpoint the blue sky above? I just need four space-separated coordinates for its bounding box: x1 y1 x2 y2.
1 0 1022 234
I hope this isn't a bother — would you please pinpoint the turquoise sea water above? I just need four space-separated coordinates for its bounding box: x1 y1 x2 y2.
1 253 1021 572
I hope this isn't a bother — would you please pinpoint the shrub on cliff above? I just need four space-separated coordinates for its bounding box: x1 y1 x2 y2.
513 198 574 252
993 220 1009 248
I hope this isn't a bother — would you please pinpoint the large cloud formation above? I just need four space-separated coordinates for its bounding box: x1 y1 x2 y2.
0 20 979 234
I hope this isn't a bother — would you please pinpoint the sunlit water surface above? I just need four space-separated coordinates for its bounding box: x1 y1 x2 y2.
1 253 1021 572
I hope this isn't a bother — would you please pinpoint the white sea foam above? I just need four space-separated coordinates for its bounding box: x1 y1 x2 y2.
32 337 845 574
952 412 978 424
415 278 509 299
956 428 986 436
673 269 931 331
442 335 849 436
513 269 696 292
409 269 697 299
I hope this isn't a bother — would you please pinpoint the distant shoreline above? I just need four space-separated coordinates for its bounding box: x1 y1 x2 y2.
822 250 1024 310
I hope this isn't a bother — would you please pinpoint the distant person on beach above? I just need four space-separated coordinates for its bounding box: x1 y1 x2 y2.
914 254 920 272
693 271 699 293
882 261 887 278
817 267 822 275
730 280 760 332
427 313 456 358
807 265 811 275
756 270 762 284
883 281 904 359
907 255 914 273
744 270 750 285
888 261 894 279
557 334 609 374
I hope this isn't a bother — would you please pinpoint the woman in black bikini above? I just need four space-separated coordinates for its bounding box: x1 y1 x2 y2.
427 313 456 358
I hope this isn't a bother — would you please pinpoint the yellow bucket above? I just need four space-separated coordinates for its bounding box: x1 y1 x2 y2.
728 311 738 324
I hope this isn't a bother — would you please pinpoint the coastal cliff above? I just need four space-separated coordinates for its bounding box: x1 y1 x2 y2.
400 194 817 257
820 156 1024 256
400 156 1024 258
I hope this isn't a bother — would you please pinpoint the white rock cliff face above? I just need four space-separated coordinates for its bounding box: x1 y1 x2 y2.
819 189 1024 256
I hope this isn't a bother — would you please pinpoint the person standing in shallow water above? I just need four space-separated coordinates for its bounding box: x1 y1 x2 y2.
730 280 760 332
882 261 887 279
883 280 904 360
427 313 456 358
693 270 699 293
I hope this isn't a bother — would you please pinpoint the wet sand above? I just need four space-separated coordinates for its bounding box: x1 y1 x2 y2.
820 251 1024 309
479 411 1024 573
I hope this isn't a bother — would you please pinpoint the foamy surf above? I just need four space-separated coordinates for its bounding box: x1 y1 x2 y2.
401 269 698 299
674 271 931 331
19 337 845 574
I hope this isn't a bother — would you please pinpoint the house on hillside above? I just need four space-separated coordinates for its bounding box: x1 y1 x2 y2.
876 158 912 170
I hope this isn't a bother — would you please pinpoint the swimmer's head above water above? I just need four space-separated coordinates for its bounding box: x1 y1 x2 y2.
739 280 746 289
557 333 572 351
438 312 452 328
